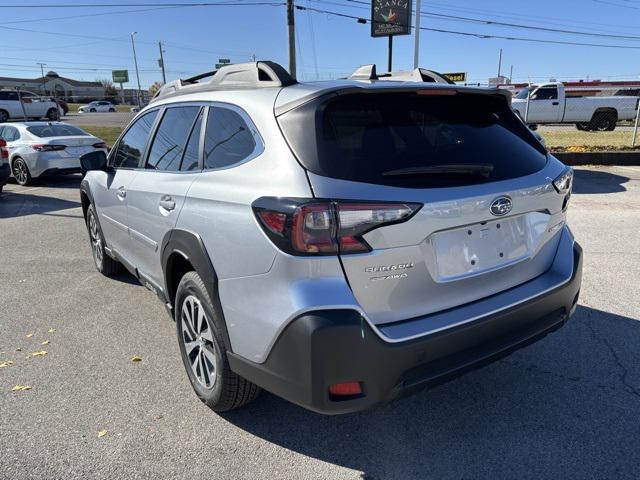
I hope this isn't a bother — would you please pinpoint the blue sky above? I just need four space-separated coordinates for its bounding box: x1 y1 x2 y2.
1 0 640 89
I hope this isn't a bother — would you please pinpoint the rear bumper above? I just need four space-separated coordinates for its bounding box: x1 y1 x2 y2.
0 164 10 186
229 239 583 415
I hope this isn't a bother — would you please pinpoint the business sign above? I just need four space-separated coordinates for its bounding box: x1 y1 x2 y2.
443 72 467 82
218 58 231 64
371 0 412 37
112 70 129 83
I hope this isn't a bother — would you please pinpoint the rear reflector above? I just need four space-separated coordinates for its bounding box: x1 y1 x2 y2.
329 382 362 397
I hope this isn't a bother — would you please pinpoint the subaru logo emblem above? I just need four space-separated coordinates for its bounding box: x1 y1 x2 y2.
490 196 513 216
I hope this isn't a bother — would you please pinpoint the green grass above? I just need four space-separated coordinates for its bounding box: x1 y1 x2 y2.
67 103 132 113
80 126 123 147
538 126 640 151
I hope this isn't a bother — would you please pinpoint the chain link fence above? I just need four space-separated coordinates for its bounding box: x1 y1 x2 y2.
508 83 640 153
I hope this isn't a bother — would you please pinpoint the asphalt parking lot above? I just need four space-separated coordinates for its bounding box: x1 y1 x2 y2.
62 111 135 128
0 166 639 479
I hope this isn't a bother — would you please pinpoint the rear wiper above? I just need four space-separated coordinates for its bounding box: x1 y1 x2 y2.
381 163 494 178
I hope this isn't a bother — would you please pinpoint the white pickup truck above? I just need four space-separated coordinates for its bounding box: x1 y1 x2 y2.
0 90 61 123
511 82 638 131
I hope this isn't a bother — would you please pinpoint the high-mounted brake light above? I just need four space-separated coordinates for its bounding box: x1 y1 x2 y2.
416 89 457 96
253 198 421 256
32 144 66 152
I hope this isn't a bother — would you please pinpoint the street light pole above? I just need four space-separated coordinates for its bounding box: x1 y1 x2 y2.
286 0 296 79
413 0 422 69
130 32 142 108
158 41 166 84
37 63 47 95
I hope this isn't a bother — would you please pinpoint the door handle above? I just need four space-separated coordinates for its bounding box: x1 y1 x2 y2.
552 101 559 105
159 196 176 211
116 187 126 199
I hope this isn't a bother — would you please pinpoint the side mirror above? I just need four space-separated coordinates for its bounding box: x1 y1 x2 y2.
80 150 108 172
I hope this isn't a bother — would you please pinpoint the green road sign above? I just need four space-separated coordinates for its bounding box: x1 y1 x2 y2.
218 58 231 64
112 70 129 83
443 72 467 82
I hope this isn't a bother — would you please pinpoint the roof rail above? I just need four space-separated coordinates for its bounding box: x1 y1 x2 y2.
346 64 455 85
151 61 296 103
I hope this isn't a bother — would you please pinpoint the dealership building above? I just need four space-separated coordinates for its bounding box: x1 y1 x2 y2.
0 71 104 101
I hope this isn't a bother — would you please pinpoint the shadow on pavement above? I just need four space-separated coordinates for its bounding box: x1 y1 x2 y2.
220 305 640 479
0 192 80 219
572 169 629 194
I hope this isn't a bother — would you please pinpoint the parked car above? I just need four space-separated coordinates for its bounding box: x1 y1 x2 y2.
1 122 107 186
78 101 117 113
512 82 639 131
0 140 9 192
0 90 60 122
79 61 582 415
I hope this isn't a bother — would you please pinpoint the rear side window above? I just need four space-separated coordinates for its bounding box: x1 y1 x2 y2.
278 91 547 188
203 107 256 169
0 91 19 101
112 110 158 168
27 124 88 137
180 109 203 171
146 106 200 171
3 126 19 141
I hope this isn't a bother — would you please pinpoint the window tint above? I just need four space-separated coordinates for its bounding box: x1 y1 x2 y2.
531 87 558 101
27 124 88 137
180 109 203 171
278 92 547 188
112 110 158 168
203 107 256 169
0 91 19 101
146 106 200 171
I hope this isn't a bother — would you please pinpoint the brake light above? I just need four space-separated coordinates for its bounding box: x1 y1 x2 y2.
0 139 7 159
253 198 421 256
92 142 108 149
32 144 66 152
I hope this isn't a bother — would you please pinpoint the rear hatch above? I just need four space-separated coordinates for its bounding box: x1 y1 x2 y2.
277 87 569 325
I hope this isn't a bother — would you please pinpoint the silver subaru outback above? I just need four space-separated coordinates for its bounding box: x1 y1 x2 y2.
79 61 582 414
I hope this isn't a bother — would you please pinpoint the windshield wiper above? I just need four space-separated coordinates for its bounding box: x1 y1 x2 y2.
381 163 494 178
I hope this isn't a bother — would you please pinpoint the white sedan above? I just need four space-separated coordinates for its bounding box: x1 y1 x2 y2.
0 122 108 186
78 101 117 113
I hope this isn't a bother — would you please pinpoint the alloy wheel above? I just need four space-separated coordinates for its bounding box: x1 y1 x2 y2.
13 159 28 185
180 295 217 389
88 211 103 268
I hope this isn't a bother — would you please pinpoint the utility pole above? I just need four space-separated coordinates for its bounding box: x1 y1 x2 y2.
497 48 503 80
158 41 166 84
509 65 513 84
388 36 393 72
286 0 296 79
413 0 422 69
37 63 47 95
131 32 142 108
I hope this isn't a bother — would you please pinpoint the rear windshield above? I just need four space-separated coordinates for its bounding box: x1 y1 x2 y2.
278 91 547 188
27 125 89 138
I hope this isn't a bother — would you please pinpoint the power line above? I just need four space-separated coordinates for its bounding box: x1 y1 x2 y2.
297 4 640 50
336 0 640 41
0 1 283 7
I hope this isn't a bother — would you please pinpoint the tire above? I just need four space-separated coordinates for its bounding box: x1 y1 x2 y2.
86 204 123 276
0 110 8 123
109 108 116 112
576 123 591 131
175 271 260 412
89 108 96 113
590 111 617 132
46 108 59 121
12 157 32 186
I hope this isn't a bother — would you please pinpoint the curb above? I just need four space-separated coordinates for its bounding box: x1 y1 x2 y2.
553 151 640 166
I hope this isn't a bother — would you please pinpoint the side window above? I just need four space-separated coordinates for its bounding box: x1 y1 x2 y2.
112 110 158 168
0 92 18 101
180 109 203 171
146 106 200 171
4 127 19 141
203 106 257 170
532 87 558 101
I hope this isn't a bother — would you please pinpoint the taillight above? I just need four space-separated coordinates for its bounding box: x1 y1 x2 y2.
0 139 7 159
253 197 421 256
92 142 108 149
32 144 66 152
